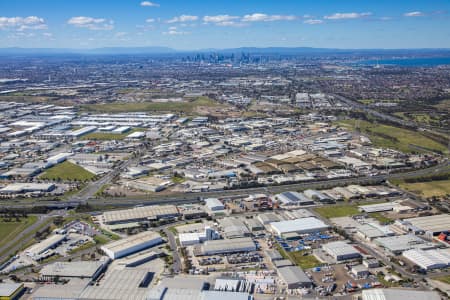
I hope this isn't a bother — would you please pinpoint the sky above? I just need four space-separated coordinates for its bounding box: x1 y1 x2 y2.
0 0 450 49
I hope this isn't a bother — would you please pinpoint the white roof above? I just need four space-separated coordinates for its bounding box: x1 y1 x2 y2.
403 248 450 269
271 217 329 234
362 288 440 300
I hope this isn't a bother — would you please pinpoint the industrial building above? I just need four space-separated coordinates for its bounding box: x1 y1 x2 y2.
356 223 395 241
277 266 313 289
374 234 435 255
39 258 110 281
402 248 450 270
257 213 282 225
270 217 329 236
322 241 362 261
219 217 251 239
25 234 66 260
103 205 179 225
199 237 256 256
204 198 225 211
0 183 56 194
0 283 24 300
361 288 440 300
101 231 163 259
275 191 314 206
404 214 450 235
178 227 219 247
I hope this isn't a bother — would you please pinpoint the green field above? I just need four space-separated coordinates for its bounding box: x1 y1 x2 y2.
398 179 450 198
41 161 95 181
289 250 322 269
0 216 38 248
81 128 145 141
336 119 448 154
82 97 221 113
435 275 450 285
314 205 361 219
369 212 393 224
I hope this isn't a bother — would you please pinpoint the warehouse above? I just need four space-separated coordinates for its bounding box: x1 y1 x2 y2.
219 217 251 239
322 241 362 261
356 223 395 241
101 231 163 259
39 258 110 281
244 218 264 232
277 266 313 289
374 234 435 255
25 234 66 260
276 191 314 206
0 283 24 300
103 205 179 225
257 213 282 225
199 237 256 256
0 183 56 194
270 217 329 236
361 288 440 300
303 189 333 203
204 198 225 211
402 248 450 270
358 202 398 213
404 214 450 235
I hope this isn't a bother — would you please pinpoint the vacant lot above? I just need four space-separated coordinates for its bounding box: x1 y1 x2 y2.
336 119 447 154
314 205 360 219
41 161 95 181
289 250 322 269
81 128 145 141
399 179 450 198
0 216 38 248
435 275 450 285
82 97 221 113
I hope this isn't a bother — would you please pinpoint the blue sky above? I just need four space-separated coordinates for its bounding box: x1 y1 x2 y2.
0 0 449 49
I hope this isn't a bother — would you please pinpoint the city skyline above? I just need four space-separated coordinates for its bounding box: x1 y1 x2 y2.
1 0 450 49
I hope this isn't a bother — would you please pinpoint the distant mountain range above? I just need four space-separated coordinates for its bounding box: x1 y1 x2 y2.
1 46 450 55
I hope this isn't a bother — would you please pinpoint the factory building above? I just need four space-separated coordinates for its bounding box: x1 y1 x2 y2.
374 234 435 255
361 289 440 300
219 217 251 239
179 227 219 247
275 191 314 206
39 258 110 281
0 183 56 194
198 237 256 256
322 241 362 261
402 248 450 270
0 283 24 300
277 266 313 289
25 234 67 260
101 231 163 259
404 214 450 236
103 205 179 225
257 213 282 225
270 217 329 236
204 198 225 211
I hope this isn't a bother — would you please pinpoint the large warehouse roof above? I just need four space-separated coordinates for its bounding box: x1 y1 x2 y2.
322 241 361 258
403 248 450 270
201 237 255 255
103 205 179 224
102 231 161 254
361 288 440 300
40 258 109 278
405 214 450 234
270 217 329 235
374 235 434 254
277 266 312 286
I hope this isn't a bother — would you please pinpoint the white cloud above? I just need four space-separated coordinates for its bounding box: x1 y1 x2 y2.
324 12 372 20
145 18 155 23
67 16 114 30
242 13 297 22
0 16 47 31
203 15 243 27
163 29 188 35
304 19 323 25
404 11 425 17
140 1 159 7
167 15 198 23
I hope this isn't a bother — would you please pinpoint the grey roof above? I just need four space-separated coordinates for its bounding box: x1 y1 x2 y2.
160 277 206 291
0 283 23 296
374 235 435 253
201 291 250 300
405 214 450 234
362 288 440 300
39 258 108 278
277 266 312 285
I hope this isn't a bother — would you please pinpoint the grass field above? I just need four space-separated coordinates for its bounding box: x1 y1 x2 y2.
435 275 450 285
41 161 95 181
369 212 393 224
336 119 448 154
398 179 450 198
81 128 145 141
289 250 322 269
0 216 38 248
314 205 361 219
82 97 221 113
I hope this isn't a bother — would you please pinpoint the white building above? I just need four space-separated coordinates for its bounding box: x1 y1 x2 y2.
205 198 225 211
101 231 162 259
322 241 361 261
179 227 219 247
270 217 329 236
403 248 450 270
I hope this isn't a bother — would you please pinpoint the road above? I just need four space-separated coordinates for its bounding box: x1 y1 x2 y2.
163 228 181 273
